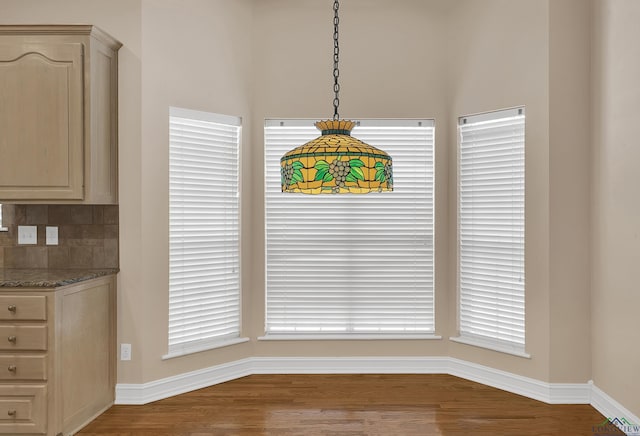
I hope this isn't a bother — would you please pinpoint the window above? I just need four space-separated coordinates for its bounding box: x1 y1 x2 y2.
264 119 435 338
454 107 526 356
167 107 243 358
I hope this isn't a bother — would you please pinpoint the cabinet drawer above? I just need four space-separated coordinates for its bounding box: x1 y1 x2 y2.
0 384 46 434
0 326 47 351
0 355 46 380
0 296 46 321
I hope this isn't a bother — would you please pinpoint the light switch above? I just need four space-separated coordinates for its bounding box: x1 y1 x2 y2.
121 343 132 361
18 225 37 245
46 226 59 245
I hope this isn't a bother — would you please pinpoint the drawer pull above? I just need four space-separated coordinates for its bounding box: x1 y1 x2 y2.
7 410 16 417
7 335 16 344
8 365 16 372
7 305 16 313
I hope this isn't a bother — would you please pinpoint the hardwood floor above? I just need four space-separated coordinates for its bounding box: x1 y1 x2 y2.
78 374 622 436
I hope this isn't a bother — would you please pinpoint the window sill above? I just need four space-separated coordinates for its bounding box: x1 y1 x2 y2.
450 335 531 359
162 337 250 360
258 334 442 341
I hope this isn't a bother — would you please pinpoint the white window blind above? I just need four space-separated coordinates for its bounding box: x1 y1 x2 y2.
456 107 525 354
168 107 241 357
265 119 435 337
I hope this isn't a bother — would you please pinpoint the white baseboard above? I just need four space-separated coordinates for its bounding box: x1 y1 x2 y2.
590 381 640 435
115 356 448 405
447 357 591 404
116 356 593 406
116 358 253 405
250 356 450 375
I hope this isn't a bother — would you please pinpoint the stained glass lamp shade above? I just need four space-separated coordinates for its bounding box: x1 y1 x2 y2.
280 120 393 194
279 0 393 194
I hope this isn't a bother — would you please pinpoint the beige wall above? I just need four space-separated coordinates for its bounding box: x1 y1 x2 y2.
3 0 637 417
0 0 144 381
591 0 640 417
548 0 591 383
446 0 593 385
250 0 451 358
0 0 255 383
130 0 255 382
447 0 552 381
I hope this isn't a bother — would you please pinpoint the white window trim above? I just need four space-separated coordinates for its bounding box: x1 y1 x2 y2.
450 335 530 359
162 337 249 360
258 334 442 341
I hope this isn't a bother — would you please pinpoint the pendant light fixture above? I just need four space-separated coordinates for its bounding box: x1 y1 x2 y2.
280 0 393 194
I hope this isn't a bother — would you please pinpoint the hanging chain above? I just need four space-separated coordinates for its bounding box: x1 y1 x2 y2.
332 0 340 120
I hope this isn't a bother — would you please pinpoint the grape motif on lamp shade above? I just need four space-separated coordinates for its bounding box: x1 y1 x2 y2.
279 0 393 194
280 120 393 194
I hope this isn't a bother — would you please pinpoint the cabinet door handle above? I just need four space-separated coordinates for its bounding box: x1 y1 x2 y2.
7 410 16 417
7 335 16 344
8 365 16 372
7 305 16 313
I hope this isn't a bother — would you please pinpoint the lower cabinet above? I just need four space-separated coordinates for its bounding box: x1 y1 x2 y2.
0 275 116 435
0 385 47 434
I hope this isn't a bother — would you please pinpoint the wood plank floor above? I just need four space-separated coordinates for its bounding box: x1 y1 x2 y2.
78 374 622 436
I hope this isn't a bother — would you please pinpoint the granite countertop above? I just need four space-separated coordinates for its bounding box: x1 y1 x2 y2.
0 268 119 288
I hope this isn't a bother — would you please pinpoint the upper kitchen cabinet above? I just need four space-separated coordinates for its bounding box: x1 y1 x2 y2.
0 25 121 203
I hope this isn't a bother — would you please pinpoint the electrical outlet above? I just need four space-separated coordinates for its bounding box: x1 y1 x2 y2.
17 225 37 245
46 226 59 245
120 343 132 361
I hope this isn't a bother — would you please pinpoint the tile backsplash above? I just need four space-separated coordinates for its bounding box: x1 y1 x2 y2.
0 205 118 269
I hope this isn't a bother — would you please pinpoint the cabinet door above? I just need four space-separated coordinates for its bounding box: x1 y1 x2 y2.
0 384 47 434
0 42 84 200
